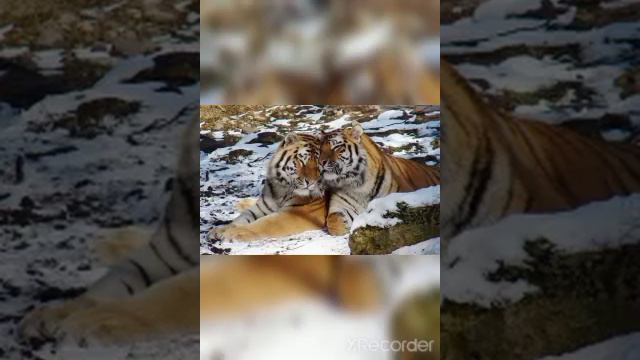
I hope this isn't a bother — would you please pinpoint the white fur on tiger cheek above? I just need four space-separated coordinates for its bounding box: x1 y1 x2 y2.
293 189 311 197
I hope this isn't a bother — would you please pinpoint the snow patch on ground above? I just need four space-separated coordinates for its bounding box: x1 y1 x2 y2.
1 32 198 360
201 257 439 360
442 0 640 126
351 186 440 232
392 237 440 255
443 195 640 307
536 332 640 360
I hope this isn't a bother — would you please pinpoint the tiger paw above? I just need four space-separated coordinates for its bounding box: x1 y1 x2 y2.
19 297 95 345
215 224 259 241
55 304 152 346
326 212 348 236
208 224 232 240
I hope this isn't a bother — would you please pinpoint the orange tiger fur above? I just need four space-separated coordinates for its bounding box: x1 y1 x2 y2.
212 132 327 242
320 122 440 235
441 60 640 239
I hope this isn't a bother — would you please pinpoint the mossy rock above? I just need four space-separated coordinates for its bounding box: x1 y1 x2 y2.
29 98 141 138
200 134 241 152
247 132 284 146
220 149 253 164
615 66 640 100
392 289 440 360
442 239 640 360
124 52 198 88
349 203 439 255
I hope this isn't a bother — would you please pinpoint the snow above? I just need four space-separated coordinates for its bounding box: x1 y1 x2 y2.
420 39 440 68
351 186 440 232
200 106 440 255
601 128 631 142
0 24 14 41
323 114 352 129
334 21 393 68
33 50 65 75
536 332 640 360
201 301 388 360
0 3 199 358
442 0 640 126
200 257 439 360
392 237 440 255
443 194 640 307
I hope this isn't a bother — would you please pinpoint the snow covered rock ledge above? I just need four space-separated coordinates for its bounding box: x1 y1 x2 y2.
441 195 640 360
349 186 440 255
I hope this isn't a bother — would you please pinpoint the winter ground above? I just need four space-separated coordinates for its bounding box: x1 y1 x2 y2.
199 106 441 255
0 1 199 358
200 256 440 360
442 0 640 138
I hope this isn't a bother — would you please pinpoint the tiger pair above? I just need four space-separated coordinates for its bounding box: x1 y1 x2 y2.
212 121 440 241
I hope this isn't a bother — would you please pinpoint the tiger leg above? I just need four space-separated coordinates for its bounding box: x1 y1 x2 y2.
216 199 326 241
200 257 326 317
235 197 258 211
326 193 365 236
94 226 153 266
326 212 348 236
208 190 280 241
20 268 198 346
200 256 381 317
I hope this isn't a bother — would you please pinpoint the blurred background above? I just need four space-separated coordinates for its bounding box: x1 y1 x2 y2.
200 255 440 360
0 0 199 358
441 1 640 359
200 0 440 104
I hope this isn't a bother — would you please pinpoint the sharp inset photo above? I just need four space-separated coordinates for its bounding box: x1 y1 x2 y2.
200 105 440 255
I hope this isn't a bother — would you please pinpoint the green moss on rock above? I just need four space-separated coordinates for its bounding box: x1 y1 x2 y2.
220 149 253 164
349 202 439 255
392 289 440 360
442 239 640 360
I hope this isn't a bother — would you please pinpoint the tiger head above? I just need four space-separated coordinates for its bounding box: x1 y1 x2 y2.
267 132 323 197
319 122 367 189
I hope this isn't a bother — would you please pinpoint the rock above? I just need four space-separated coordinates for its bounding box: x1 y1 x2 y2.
441 239 640 360
392 290 440 360
32 98 141 138
36 21 63 47
124 52 198 88
0 58 109 109
615 66 640 100
247 132 284 145
220 149 253 164
199 134 241 152
349 203 439 255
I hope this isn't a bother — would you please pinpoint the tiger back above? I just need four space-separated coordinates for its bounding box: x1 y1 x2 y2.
441 59 640 239
320 123 440 235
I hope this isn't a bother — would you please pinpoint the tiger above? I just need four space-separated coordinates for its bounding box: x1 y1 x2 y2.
19 115 201 345
440 59 640 241
319 121 441 235
16 119 383 348
210 131 328 242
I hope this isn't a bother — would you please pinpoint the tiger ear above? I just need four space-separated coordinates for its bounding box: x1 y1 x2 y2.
283 132 299 145
350 122 364 143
